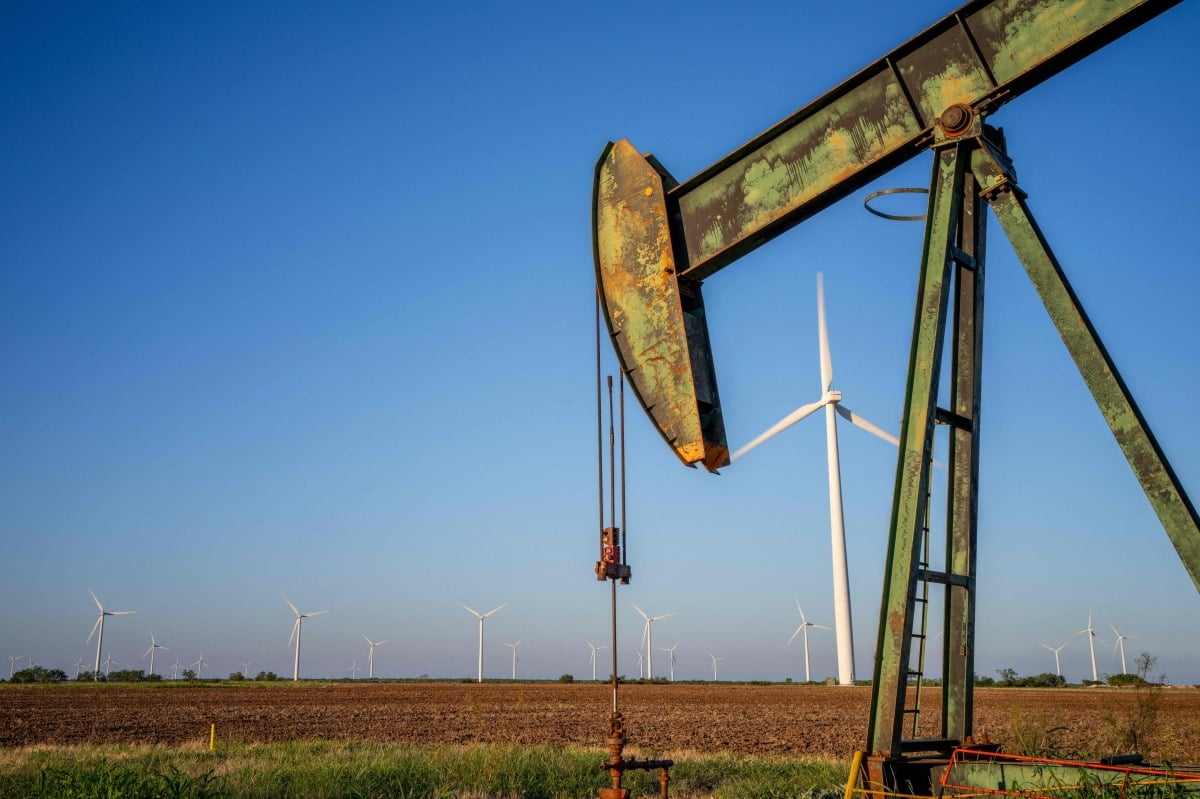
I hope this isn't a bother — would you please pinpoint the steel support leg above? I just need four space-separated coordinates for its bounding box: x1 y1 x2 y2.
972 140 1200 594
867 140 965 758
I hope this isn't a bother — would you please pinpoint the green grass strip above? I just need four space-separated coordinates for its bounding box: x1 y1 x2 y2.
0 741 848 799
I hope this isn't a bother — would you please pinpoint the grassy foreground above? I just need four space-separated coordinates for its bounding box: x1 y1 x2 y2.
0 740 848 799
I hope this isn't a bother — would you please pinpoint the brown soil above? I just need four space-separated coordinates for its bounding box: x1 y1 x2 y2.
3 683 1199 761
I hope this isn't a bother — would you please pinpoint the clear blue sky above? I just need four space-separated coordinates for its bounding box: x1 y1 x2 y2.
3 1 1199 687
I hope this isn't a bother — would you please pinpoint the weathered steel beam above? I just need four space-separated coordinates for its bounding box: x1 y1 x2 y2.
972 141 1200 595
669 0 1182 280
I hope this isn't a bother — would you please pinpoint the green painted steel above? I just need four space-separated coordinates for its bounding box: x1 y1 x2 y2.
667 0 1180 280
943 758 1200 796
867 143 965 757
973 144 1200 595
942 166 986 746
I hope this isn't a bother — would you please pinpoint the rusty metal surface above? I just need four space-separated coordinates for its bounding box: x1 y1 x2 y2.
664 0 1180 281
592 140 728 472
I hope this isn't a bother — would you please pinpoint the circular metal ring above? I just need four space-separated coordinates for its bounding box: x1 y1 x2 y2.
864 187 929 221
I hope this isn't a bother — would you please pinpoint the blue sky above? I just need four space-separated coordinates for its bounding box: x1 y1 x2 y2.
3 1 1199 688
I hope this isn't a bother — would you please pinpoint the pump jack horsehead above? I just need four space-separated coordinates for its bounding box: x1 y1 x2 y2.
592 1 1200 796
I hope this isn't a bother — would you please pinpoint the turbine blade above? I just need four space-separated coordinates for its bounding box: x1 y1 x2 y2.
787 625 803 646
459 602 482 618
363 635 372 645
89 588 103 612
377 640 388 646
307 610 330 617
282 595 300 616
144 645 154 658
812 624 831 630
834 404 900 446
111 610 135 616
483 603 507 617
817 272 833 393
731 400 824 461
86 615 102 644
794 598 806 623
650 613 675 621
632 603 649 621
288 617 300 647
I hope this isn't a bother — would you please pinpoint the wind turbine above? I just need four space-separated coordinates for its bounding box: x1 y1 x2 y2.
730 273 898 687
587 640 608 680
348 660 361 679
171 658 181 680
8 655 21 679
241 660 253 678
363 636 388 679
102 653 118 677
661 643 679 682
1040 641 1069 677
634 649 645 679
73 657 84 679
143 632 168 677
632 603 675 680
1110 625 1138 675
460 602 506 683
1072 610 1105 682
787 599 831 683
284 595 329 681
707 651 723 681
191 652 207 678
504 639 523 680
86 589 135 675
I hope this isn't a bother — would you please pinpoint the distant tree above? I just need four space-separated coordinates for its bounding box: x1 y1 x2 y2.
975 673 996 687
254 670 278 681
11 665 67 684
559 674 574 683
182 669 197 681
997 668 1019 686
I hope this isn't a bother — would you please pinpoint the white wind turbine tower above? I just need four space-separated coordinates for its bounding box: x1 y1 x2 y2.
1110 625 1138 675
73 657 84 679
632 604 674 680
587 641 608 681
143 632 168 678
8 655 21 679
103 653 118 677
284 595 329 681
363 636 388 679
661 643 679 682
1040 641 1069 677
1072 610 1105 682
348 660 361 679
191 652 207 678
241 661 253 678
171 658 181 680
731 273 898 686
787 599 831 683
460 602 506 683
707 651 723 681
504 639 523 680
634 649 645 679
86 589 135 675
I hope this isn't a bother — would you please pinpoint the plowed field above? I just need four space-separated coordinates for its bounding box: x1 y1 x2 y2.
3 683 1199 761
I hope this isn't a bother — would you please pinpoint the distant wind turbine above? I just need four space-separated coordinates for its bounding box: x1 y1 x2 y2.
348 660 361 679
8 655 21 679
634 649 645 679
1040 641 1069 677
363 636 388 679
86 589 135 675
73 657 84 679
171 658 181 680
504 639 523 680
103 652 118 677
191 652 207 678
1072 610 1105 682
143 632 168 678
587 640 608 680
1110 625 1138 675
730 273 898 687
241 660 254 678
284 594 329 681
633 604 675 680
707 651 723 681
661 643 679 682
787 599 831 683
460 602 506 683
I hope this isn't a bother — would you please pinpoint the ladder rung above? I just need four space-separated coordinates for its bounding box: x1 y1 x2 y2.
899 738 960 754
917 568 969 587
934 407 973 431
950 246 976 269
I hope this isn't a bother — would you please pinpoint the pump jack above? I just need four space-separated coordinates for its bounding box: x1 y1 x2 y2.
591 1 1200 796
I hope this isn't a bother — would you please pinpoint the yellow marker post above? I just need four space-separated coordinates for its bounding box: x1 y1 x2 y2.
844 750 863 799
209 723 215 751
